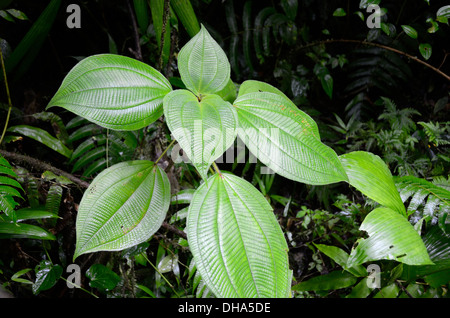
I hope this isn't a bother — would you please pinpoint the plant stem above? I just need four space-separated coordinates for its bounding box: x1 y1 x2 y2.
60 277 99 298
155 139 176 165
142 252 181 297
0 149 91 189
212 162 222 177
0 48 13 145
299 39 450 82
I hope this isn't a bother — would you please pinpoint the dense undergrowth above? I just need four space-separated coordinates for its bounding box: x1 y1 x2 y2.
0 0 449 298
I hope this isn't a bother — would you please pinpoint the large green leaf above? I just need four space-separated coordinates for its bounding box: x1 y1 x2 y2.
163 90 237 179
177 25 230 96
74 161 170 259
47 54 172 131
340 151 406 216
187 172 291 298
7 125 72 158
347 207 433 267
234 92 347 185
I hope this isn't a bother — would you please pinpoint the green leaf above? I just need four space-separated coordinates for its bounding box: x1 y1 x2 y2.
73 161 171 259
437 5 450 18
339 151 406 216
401 25 418 39
292 270 357 291
333 8 347 17
47 54 172 130
216 78 237 103
5 0 61 79
395 175 450 218
187 172 291 298
171 0 200 37
373 283 399 298
177 25 231 96
163 90 238 179
7 125 72 158
11 268 33 285
86 264 121 292
419 43 432 60
32 261 62 294
347 207 433 267
14 207 59 221
0 222 56 240
234 92 348 185
314 243 366 277
237 79 290 100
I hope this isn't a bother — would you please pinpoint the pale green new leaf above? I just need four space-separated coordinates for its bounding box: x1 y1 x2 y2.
163 90 237 179
234 92 347 185
177 25 230 96
47 54 172 130
347 207 433 268
74 161 170 259
340 151 406 216
187 173 291 298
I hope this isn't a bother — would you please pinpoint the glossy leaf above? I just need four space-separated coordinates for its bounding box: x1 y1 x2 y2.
74 161 171 259
32 261 62 294
234 92 347 185
86 264 121 291
347 207 433 267
401 25 418 39
0 222 56 240
14 207 59 221
187 172 291 298
177 25 230 96
7 125 72 158
340 151 406 215
292 270 357 291
419 43 432 60
163 90 238 179
47 54 172 130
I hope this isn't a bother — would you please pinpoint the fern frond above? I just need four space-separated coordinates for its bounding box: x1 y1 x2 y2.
0 154 24 218
67 116 139 178
395 175 450 225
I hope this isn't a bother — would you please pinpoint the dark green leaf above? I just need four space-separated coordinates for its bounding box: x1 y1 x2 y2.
292 270 357 291
32 261 62 294
86 264 121 291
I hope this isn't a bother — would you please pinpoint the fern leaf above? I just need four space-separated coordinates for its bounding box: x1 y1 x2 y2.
395 175 450 224
0 154 24 219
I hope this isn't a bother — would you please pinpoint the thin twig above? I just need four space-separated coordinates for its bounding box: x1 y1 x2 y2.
299 39 450 82
0 48 13 145
0 149 90 189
